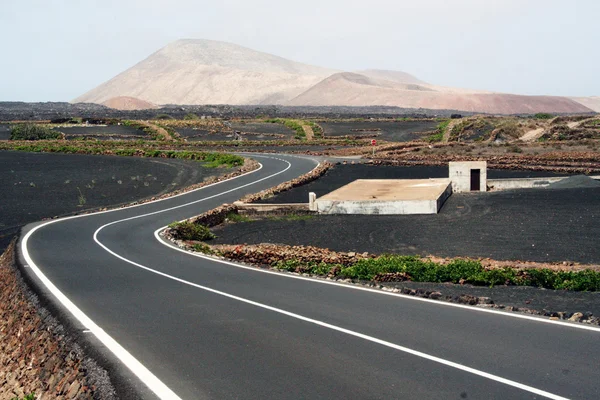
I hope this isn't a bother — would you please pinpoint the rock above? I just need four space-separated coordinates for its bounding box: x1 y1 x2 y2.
569 312 584 322
458 295 478 305
67 380 81 399
477 297 493 305
429 291 442 300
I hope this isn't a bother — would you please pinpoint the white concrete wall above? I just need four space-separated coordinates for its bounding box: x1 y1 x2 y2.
316 199 439 215
488 175 600 191
449 161 487 192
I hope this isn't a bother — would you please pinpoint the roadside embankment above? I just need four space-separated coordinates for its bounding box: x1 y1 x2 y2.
0 241 115 399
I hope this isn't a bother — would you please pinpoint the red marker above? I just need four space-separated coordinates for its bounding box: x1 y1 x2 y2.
371 139 377 146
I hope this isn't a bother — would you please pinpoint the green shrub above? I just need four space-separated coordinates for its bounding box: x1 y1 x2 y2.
154 113 174 120
168 221 215 241
10 124 63 140
184 113 200 120
272 254 600 291
226 212 252 223
534 113 554 120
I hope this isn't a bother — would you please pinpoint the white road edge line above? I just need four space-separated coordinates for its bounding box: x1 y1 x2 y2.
21 155 304 400
92 157 294 234
97 236 569 399
154 230 600 333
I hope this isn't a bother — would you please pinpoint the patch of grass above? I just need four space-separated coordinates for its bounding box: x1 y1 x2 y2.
77 187 86 206
10 124 63 140
273 255 600 291
184 113 200 120
226 212 253 223
11 393 36 400
168 221 215 241
264 118 307 139
426 120 450 142
192 242 216 254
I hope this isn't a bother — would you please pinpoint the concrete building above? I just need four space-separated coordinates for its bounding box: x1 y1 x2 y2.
449 161 487 193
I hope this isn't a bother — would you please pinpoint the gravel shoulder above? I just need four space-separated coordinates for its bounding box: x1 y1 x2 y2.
0 151 234 252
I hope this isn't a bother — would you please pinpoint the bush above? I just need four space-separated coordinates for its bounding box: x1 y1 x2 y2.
168 221 215 241
184 113 200 120
534 113 554 120
154 113 174 120
10 124 63 140
273 254 600 291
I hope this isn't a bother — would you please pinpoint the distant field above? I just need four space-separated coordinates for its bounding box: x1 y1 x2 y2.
176 122 293 141
320 120 438 142
53 125 147 140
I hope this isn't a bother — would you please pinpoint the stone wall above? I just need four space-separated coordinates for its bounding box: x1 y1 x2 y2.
0 241 115 400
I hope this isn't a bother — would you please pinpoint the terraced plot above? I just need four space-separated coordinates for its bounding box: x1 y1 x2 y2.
52 125 147 140
320 120 438 142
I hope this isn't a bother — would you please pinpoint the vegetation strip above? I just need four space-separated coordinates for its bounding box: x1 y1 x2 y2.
0 142 244 168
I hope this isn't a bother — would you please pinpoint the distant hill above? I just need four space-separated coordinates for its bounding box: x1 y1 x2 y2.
101 96 157 110
74 39 337 106
74 39 596 114
287 72 591 114
569 97 600 112
356 69 426 85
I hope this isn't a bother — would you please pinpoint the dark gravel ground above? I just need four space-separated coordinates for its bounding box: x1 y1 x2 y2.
321 120 439 141
258 164 572 204
0 124 11 140
0 151 232 252
230 122 295 136
216 187 600 264
378 280 600 317
52 125 143 136
178 129 235 141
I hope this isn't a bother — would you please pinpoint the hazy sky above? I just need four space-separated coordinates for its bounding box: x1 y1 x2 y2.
1 0 598 101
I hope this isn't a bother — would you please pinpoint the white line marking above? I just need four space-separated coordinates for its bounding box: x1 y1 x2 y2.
21 155 302 400
95 235 570 399
154 230 600 333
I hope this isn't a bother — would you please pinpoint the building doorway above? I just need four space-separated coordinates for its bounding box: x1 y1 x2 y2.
470 169 481 191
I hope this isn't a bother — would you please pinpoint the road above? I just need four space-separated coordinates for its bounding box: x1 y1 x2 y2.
19 154 600 400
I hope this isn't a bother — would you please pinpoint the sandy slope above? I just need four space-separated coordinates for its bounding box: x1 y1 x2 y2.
101 96 157 110
287 72 592 114
569 97 600 112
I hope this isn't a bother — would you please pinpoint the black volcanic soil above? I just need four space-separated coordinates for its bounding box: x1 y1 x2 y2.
216 186 600 264
257 164 572 204
320 120 439 141
0 151 233 252
53 125 143 135
0 124 11 140
230 122 295 136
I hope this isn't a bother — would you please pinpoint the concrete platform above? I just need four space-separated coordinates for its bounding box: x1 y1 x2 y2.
316 179 452 215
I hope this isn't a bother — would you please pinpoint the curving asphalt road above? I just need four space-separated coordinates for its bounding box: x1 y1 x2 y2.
18 154 600 400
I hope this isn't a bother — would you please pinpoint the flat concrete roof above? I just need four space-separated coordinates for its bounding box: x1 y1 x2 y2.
318 179 451 201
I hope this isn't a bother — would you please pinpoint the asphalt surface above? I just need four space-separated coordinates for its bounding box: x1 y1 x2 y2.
19 154 600 400
0 151 231 253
